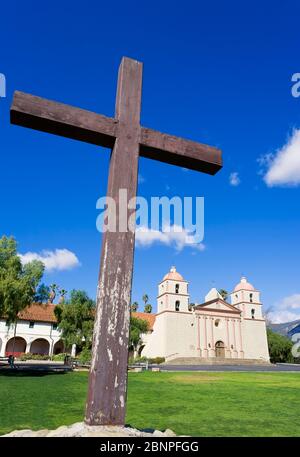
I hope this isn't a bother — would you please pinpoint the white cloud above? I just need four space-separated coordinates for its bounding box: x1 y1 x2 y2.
257 152 274 169
262 129 300 187
268 294 300 323
229 172 240 186
19 249 80 272
135 224 205 252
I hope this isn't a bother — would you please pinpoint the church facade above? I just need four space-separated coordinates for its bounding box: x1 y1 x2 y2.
141 267 270 363
0 266 270 364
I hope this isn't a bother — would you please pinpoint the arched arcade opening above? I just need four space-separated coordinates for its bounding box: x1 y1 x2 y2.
5 337 26 357
30 338 50 355
53 340 65 355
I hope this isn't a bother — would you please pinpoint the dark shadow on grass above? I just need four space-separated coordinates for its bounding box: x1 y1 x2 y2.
0 366 71 377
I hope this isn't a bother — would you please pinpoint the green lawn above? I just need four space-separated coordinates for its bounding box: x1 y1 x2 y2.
1 371 300 436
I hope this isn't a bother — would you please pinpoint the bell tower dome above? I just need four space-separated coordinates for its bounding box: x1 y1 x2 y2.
230 276 262 319
157 266 190 313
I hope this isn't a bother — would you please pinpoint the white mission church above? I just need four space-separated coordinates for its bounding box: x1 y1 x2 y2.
140 267 270 364
0 266 270 364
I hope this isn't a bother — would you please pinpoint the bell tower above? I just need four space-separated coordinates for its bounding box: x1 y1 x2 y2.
230 276 263 319
157 266 190 313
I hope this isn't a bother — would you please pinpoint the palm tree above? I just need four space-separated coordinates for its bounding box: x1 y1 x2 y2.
144 304 152 313
218 289 228 301
131 302 139 312
59 288 68 304
142 294 149 307
49 284 58 303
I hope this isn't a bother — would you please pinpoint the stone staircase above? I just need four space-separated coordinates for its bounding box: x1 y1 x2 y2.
164 357 270 366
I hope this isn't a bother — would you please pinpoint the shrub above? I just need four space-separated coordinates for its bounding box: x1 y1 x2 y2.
128 356 165 365
18 353 30 361
18 353 50 361
52 352 69 361
134 356 148 363
267 329 294 363
149 357 165 365
78 347 91 364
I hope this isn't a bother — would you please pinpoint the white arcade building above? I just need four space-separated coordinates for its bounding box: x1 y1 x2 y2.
141 267 270 364
0 304 64 358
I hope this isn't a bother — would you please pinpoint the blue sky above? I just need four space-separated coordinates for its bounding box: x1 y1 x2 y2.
1 1 300 321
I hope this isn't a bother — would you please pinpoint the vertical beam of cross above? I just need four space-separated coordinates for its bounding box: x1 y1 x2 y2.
85 58 143 425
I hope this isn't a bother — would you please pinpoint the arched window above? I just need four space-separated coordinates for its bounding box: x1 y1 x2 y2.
251 308 255 319
175 283 179 294
175 300 180 311
250 293 253 303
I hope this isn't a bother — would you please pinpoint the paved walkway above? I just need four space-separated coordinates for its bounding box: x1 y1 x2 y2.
160 363 300 372
1 361 300 374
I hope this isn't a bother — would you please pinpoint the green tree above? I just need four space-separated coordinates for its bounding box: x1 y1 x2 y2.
131 301 139 312
267 329 294 363
144 303 152 313
218 289 228 301
54 290 95 351
0 235 44 324
34 283 50 303
129 316 149 354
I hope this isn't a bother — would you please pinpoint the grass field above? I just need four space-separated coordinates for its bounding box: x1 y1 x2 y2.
0 371 300 436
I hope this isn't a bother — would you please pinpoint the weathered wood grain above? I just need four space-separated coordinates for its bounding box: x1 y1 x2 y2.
11 91 117 148
140 127 222 174
10 92 222 174
85 57 142 425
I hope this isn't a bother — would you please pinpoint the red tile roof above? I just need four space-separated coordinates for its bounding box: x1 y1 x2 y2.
16 304 157 330
18 303 57 323
132 312 156 330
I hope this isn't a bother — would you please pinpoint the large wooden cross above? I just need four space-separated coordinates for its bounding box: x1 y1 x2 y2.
10 57 222 426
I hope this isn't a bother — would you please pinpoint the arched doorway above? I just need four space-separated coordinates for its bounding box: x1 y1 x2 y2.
30 339 50 355
215 341 225 358
53 340 65 355
5 337 27 356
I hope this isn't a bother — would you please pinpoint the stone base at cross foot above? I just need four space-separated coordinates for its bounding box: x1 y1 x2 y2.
2 422 180 437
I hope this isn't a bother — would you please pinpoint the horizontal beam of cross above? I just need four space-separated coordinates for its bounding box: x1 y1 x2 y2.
11 91 222 174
